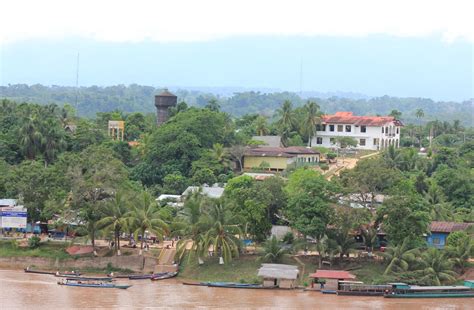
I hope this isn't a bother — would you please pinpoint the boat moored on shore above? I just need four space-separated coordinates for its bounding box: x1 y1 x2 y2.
58 279 131 289
384 283 474 298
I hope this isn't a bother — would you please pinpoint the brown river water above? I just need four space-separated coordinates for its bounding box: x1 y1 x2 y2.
0 270 472 309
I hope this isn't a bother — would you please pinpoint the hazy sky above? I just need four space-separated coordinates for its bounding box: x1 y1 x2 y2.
1 0 473 100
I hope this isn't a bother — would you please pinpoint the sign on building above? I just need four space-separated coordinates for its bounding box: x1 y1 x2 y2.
0 205 27 229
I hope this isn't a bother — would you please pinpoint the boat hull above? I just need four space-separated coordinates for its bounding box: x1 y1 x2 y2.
337 291 384 296
385 293 474 298
58 283 131 289
24 269 56 275
150 272 178 281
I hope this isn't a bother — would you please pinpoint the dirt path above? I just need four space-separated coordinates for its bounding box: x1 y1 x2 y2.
326 151 379 179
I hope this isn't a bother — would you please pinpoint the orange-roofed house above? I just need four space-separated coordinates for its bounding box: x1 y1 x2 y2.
309 269 357 290
312 112 403 150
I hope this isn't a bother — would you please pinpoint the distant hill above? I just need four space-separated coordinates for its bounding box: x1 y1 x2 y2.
1 84 472 125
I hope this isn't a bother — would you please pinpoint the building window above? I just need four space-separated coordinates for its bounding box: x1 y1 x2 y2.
316 124 327 131
381 127 384 133
316 137 323 144
345 125 351 132
337 125 343 132
396 127 399 134
373 138 379 145
385 126 388 134
359 139 366 146
433 237 441 245
330 138 335 144
361 125 366 133
329 125 335 132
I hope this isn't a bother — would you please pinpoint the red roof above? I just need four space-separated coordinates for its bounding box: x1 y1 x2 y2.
309 270 356 279
321 112 401 127
429 221 473 233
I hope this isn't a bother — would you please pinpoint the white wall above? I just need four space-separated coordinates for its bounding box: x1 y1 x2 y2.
311 122 401 150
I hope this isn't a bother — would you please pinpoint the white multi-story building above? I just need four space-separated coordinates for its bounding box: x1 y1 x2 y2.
311 112 402 150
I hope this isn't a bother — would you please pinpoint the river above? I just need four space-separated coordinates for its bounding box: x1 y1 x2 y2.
0 270 471 309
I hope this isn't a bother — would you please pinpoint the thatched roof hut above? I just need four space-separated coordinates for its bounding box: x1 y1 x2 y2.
257 264 299 288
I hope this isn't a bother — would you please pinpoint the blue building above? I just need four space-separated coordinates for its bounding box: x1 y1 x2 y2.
426 221 473 249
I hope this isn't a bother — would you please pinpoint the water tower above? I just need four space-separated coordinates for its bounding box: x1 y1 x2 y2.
155 89 177 126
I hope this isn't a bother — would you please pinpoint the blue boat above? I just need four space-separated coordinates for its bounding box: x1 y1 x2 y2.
384 283 474 298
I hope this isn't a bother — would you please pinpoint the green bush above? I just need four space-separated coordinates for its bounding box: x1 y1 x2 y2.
320 163 330 171
326 152 337 160
282 232 295 244
28 236 41 249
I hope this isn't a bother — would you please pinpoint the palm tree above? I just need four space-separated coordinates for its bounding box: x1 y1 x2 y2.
211 143 231 170
175 193 210 264
302 101 321 147
315 235 333 268
380 237 419 275
41 119 66 167
205 99 220 111
260 236 289 263
415 108 425 148
389 110 402 119
276 100 296 145
203 203 242 264
254 116 269 136
19 117 42 160
446 236 472 274
425 184 452 221
416 248 457 285
415 108 425 120
97 192 130 255
360 227 377 254
128 191 169 255
329 229 357 260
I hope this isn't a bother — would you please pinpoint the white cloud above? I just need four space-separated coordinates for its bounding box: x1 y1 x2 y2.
1 0 473 44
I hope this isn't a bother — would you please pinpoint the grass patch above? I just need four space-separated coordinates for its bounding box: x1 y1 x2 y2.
0 240 70 260
178 253 262 283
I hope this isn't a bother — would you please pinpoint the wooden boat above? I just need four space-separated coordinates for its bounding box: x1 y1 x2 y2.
205 282 277 289
107 273 137 279
24 268 56 275
321 290 337 294
337 282 391 296
65 276 113 282
150 272 178 281
129 273 165 280
384 283 474 298
54 272 82 278
58 279 131 289
182 281 208 286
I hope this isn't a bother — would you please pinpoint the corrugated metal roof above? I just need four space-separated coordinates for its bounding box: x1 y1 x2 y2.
245 147 319 158
258 264 299 280
429 221 473 233
0 199 16 207
309 270 356 279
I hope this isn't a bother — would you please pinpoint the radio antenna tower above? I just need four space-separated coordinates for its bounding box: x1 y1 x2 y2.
299 57 303 97
75 52 80 108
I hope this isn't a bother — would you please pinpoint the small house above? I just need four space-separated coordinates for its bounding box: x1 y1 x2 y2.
309 269 356 290
243 147 320 171
427 221 473 249
257 264 299 289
